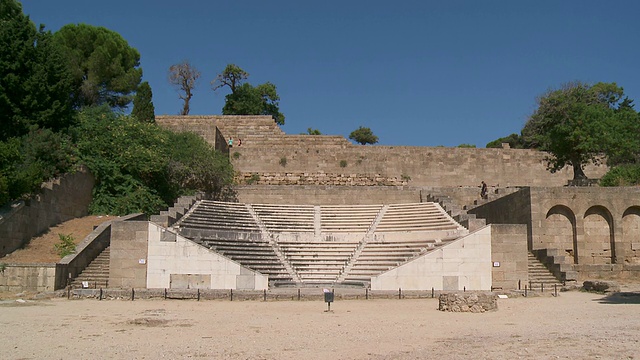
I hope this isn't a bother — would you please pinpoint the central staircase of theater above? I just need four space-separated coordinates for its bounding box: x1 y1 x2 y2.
71 247 110 289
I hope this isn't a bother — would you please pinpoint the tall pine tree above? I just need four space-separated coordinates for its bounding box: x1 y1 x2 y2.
0 0 74 140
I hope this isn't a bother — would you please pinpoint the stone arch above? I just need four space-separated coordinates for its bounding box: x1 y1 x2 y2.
622 206 640 264
583 206 615 264
545 205 577 264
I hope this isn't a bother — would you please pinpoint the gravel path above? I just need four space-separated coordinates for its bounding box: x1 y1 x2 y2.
1 290 639 359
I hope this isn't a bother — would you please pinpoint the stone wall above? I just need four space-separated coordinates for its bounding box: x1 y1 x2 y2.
469 187 640 281
56 213 146 290
146 223 268 290
490 224 529 290
0 264 56 292
109 220 150 288
468 188 533 247
236 185 421 205
157 115 608 188
438 292 498 313
0 169 94 257
370 226 492 291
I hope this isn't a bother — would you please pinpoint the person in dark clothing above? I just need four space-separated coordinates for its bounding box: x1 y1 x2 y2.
480 181 488 199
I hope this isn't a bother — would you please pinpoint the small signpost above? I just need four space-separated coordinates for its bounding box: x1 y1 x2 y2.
323 288 334 312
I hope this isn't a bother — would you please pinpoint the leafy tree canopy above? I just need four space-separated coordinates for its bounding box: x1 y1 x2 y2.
522 81 638 180
0 0 74 140
54 24 142 109
132 81 155 123
349 126 379 145
211 64 248 93
71 106 234 215
214 64 285 125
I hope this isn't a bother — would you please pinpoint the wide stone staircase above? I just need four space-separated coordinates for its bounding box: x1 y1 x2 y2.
71 246 110 289
174 201 468 287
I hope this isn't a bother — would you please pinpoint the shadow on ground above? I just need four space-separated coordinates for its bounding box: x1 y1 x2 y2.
595 291 640 304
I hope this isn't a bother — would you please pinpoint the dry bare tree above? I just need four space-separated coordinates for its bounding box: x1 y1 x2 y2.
168 60 200 115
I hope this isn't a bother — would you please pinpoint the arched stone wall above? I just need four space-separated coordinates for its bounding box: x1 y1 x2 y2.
544 205 577 264
583 206 615 265
622 206 640 264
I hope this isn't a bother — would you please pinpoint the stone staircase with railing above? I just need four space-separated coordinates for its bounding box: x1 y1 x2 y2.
71 246 110 289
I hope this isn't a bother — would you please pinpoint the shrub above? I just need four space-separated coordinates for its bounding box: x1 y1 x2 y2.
600 165 640 186
339 160 347 168
55 233 76 258
279 157 287 167
401 174 411 182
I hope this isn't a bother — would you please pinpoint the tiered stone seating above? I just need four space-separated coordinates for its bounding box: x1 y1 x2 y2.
177 200 260 233
375 202 460 232
320 204 382 233
279 241 357 284
344 238 457 283
251 204 315 233
196 238 292 283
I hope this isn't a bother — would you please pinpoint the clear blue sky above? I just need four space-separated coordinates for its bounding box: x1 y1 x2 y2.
21 1 640 147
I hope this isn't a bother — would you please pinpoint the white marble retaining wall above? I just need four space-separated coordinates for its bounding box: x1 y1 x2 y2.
146 223 268 290
370 226 492 291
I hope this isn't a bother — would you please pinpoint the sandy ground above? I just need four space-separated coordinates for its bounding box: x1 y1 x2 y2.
1 215 115 263
1 291 639 360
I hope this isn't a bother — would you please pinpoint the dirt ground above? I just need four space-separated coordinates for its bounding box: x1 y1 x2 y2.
1 290 639 360
1 215 115 264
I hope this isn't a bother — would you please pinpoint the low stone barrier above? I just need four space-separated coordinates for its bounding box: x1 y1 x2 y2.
438 292 498 313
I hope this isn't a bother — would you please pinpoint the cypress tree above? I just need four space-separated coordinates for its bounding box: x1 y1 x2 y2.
132 81 155 123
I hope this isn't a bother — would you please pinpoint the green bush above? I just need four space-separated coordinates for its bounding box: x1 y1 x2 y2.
600 165 640 186
339 160 347 168
72 106 235 215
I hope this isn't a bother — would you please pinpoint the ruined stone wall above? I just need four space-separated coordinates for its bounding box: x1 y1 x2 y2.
157 115 608 188
528 187 640 268
471 187 640 280
0 169 94 257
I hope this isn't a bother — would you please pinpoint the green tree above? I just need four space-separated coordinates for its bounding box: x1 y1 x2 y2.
132 81 155 123
349 126 379 145
0 0 74 140
168 60 200 115
522 82 635 180
53 24 142 109
211 63 248 93
213 64 285 125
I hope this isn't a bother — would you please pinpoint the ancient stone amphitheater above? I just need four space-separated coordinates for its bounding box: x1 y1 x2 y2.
2 115 640 293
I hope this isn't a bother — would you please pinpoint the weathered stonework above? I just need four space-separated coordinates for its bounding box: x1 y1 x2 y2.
438 292 498 312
